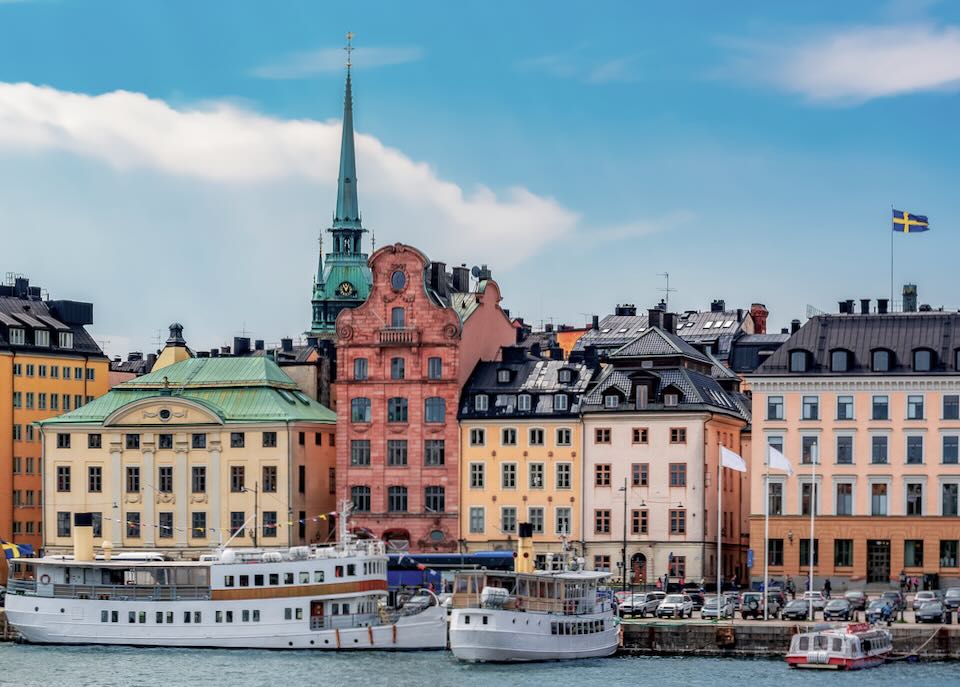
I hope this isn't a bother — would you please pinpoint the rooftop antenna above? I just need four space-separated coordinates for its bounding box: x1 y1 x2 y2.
658 272 677 311
805 304 826 319
151 329 162 352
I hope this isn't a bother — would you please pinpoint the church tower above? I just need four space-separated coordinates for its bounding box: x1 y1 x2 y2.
309 33 373 335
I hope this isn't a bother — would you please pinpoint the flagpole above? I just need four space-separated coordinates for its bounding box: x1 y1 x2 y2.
763 453 770 621
717 451 723 601
808 450 816 621
890 204 895 307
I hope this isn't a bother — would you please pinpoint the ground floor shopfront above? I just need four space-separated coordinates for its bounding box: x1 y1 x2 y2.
583 541 747 587
750 515 960 588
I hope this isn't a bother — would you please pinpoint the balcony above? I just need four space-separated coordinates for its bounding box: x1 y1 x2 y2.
377 327 421 346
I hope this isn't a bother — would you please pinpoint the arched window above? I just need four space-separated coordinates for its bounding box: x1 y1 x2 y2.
871 349 892 372
830 350 851 373
789 350 810 372
913 348 935 372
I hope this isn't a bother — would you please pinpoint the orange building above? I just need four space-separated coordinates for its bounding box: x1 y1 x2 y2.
0 277 110 556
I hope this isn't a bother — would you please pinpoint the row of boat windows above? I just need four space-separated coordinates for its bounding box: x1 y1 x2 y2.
797 636 843 652
98 605 366 625
222 562 382 588
550 620 607 635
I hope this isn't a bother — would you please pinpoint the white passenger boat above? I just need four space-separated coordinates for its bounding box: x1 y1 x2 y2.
785 622 893 670
3 507 447 650
448 528 618 662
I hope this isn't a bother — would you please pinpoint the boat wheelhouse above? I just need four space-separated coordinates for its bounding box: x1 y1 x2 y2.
786 623 893 670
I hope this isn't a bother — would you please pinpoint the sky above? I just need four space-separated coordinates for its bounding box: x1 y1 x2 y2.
1 0 959 358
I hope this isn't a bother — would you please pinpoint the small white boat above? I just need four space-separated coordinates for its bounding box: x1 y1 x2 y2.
786 622 893 670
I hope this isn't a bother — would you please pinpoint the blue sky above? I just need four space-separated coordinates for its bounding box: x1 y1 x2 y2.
1 0 959 356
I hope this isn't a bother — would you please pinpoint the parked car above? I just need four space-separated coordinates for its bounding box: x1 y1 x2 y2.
701 595 735 620
912 590 941 611
802 591 827 611
916 601 948 624
866 599 895 625
823 599 853 621
881 591 906 613
618 592 661 618
844 590 868 611
740 592 782 620
723 591 741 611
656 594 694 618
944 587 960 610
782 599 811 621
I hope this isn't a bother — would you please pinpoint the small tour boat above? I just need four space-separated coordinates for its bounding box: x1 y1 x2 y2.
786 622 893 670
448 527 619 662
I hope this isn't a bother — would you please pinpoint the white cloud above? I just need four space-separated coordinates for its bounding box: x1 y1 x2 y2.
725 23 960 103
584 210 696 241
518 52 642 84
252 46 423 79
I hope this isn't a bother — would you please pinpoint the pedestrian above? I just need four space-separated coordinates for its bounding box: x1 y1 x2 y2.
787 578 796 600
899 570 906 593
823 578 832 599
656 576 662 591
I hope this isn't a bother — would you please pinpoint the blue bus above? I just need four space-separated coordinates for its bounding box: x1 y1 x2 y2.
387 551 514 592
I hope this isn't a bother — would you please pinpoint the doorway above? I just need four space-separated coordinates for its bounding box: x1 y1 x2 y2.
867 540 890 583
631 553 647 586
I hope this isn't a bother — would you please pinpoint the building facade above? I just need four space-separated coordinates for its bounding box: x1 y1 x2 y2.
335 243 514 551
749 304 960 587
39 341 337 556
0 276 110 555
579 311 750 587
458 349 593 556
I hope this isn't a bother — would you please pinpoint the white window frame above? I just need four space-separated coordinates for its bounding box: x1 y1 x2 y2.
469 506 485 534
903 476 928 516
529 462 545 489
835 432 855 465
766 476 786 516
797 475 823 516
469 462 485 489
501 462 517 490
518 394 532 411
474 395 488 411
556 462 572 490
942 431 960 464
469 427 485 447
34 329 50 347
868 476 892 516
556 427 572 446
555 507 572 535
905 432 925 465
832 476 857 516
939 477 960 517
500 506 517 534
501 427 517 446
528 427 545 446
528 506 545 534
58 331 73 349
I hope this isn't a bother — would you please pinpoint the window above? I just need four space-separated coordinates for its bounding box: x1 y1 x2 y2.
424 486 445 512
469 507 484 534
632 463 648 487
25 392 33 409
158 466 173 493
126 466 140 493
230 466 245 492
836 395 854 420
554 394 568 411
670 428 686 444
38 393 46 410
424 397 445 423
159 434 173 449
768 539 784 566
768 482 783 516
474 394 488 411
907 395 925 420
56 466 71 492
603 394 620 409
789 350 809 372
593 555 611 572
906 483 924 515
802 395 819 420
594 428 611 444
871 483 888 516
229 511 245 537
88 433 101 449
386 440 407 466
669 556 686 578
905 539 923 567
424 439 445 466
556 507 571 535
914 349 934 372
353 358 368 380
50 395 58 410
390 357 405 380
528 507 544 534
869 395 890 421
191 433 206 449
501 428 517 446
387 486 408 512
470 428 485 446
801 482 819 516
558 368 573 383
941 541 959 568
427 356 442 379
189 511 207 539
127 512 141 538
830 350 850 372
594 464 611 486
351 397 371 422
529 463 544 489
766 396 784 420
261 431 277 448
8 327 24 345
502 463 517 489
944 436 959 464
88 466 102 493
262 465 278 492
390 307 405 328
62 395 70 411
631 509 648 535
298 465 305 494
944 395 960 420
518 394 532 411
801 436 819 464
872 349 892 372
942 483 959 516
351 486 371 512
158 512 173 539
669 509 686 534
529 428 544 446
799 539 819 567
191 466 206 493
57 512 71 537
349 439 371 466
56 433 71 449
834 539 853 567
872 435 888 464
125 434 140 450
557 428 572 446
501 506 517 533
669 463 687 487
836 436 853 464
469 463 485 489
835 483 853 515
387 397 408 423
556 463 572 489
594 509 611 534
497 369 511 383
907 435 924 464
35 329 50 347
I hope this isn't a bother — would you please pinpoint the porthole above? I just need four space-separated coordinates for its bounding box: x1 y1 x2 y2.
159 409 171 421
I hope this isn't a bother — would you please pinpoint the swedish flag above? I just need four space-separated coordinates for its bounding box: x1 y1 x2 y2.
893 209 930 233
1 540 34 559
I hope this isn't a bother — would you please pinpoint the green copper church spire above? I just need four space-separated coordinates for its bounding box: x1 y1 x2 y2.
334 33 362 230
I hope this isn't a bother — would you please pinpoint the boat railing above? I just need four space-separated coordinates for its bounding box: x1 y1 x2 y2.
309 612 380 631
6 579 37 595
51 583 210 601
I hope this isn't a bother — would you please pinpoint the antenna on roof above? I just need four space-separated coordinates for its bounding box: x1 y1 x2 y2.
657 272 677 311
805 304 826 318
152 329 162 352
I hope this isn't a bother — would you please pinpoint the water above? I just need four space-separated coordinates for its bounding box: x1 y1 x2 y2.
0 645 956 687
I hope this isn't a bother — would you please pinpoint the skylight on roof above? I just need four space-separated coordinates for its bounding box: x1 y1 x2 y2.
723 320 734 328
601 329 611 333
703 322 712 329
619 328 628 333
278 389 297 404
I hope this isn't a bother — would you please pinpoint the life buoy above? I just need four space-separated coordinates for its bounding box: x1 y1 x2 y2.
39 574 51 585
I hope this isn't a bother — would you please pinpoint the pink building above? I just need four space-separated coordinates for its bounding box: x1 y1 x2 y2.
335 244 514 551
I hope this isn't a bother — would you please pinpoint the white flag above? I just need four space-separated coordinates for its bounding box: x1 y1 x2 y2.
767 445 794 476
720 446 747 472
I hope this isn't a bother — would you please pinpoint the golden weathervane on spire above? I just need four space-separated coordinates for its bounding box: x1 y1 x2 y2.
345 31 354 68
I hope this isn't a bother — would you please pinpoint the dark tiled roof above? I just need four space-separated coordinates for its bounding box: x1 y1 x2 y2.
459 357 594 419
610 327 712 364
0 296 103 356
753 312 960 376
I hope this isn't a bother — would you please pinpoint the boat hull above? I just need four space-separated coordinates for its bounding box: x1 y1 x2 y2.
786 652 889 670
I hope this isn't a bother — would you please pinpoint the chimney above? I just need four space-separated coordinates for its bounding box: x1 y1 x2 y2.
233 337 251 355
838 301 848 314
591 315 600 330
736 308 744 323
711 299 725 313
790 319 801 334
877 298 889 315
452 265 470 293
429 262 447 297
210 348 219 358
781 327 789 334
903 283 918 312
544 323 554 332
113 355 121 363
306 336 319 348
860 298 871 315
255 339 265 351
281 337 294 353
750 303 769 334
221 345 231 355
663 312 677 334
502 346 527 363
530 342 542 358
615 304 637 316
146 353 157 368
73 512 95 561
477 264 492 281
648 308 664 329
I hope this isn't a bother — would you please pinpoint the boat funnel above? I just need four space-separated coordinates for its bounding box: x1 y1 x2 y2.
73 512 95 561
101 540 113 561
516 522 534 574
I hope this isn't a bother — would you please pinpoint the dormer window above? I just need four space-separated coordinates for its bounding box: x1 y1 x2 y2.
664 393 679 406
34 329 50 347
8 327 24 345
497 369 511 384
789 350 810 373
913 348 935 372
554 394 568 411
871 349 892 372
518 394 532 411
474 395 489 411
58 331 73 349
558 369 574 384
604 394 620 409
830 350 851 373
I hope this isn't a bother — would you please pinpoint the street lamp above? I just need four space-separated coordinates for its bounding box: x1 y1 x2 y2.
242 482 259 548
619 478 628 595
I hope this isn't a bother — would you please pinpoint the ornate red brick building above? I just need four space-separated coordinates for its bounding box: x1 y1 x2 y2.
335 243 514 551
